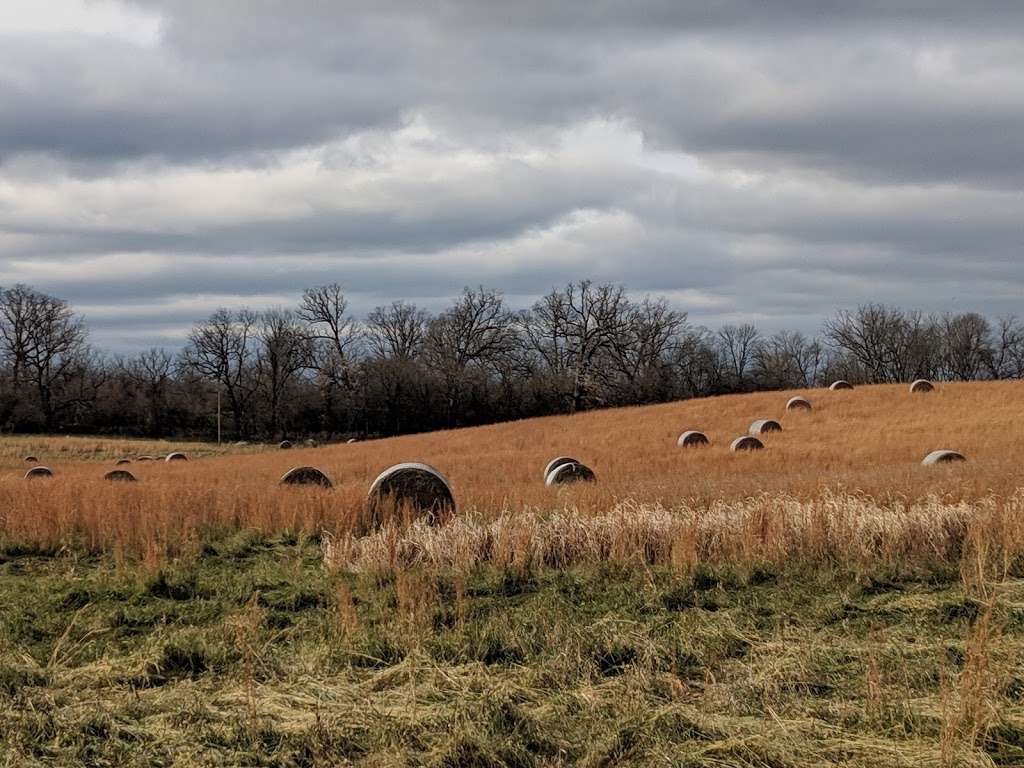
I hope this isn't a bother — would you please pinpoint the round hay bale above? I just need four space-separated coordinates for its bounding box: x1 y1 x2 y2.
910 379 934 393
786 396 812 412
115 458 131 465
25 466 54 479
749 419 782 435
922 450 966 466
104 469 137 482
676 431 709 448
165 452 188 463
346 438 359 444
543 456 580 481
136 455 155 462
280 466 333 488
24 455 38 463
829 380 854 391
304 438 319 448
545 462 596 486
730 436 764 452
279 440 293 450
364 462 455 531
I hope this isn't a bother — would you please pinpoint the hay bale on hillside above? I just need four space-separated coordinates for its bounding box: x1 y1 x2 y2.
543 456 580 481
136 455 155 462
304 439 319 448
749 419 782 435
545 462 596 486
730 436 764 452
829 380 854 391
279 440 293 450
364 462 455 532
165 452 188 463
280 466 333 488
347 438 359 444
25 466 54 479
910 379 934 393
104 470 137 482
786 396 812 412
677 431 709 447
24 456 37 463
922 450 966 466
116 458 131 465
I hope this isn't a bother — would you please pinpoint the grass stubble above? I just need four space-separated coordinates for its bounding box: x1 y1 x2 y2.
1 381 1023 765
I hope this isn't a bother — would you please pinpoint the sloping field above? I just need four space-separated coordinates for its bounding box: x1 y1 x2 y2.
1 381 1022 558
0 435 258 472
3 382 1024 766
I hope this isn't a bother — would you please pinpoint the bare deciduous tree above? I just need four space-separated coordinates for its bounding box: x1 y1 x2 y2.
717 323 761 390
424 287 518 424
0 285 91 429
523 281 631 413
256 309 313 437
992 316 1024 379
607 297 685 403
366 301 427 360
753 331 823 390
824 304 939 383
939 312 993 381
182 308 259 438
122 348 175 436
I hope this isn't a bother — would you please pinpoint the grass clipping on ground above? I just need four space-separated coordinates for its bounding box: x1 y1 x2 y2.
2 524 1024 767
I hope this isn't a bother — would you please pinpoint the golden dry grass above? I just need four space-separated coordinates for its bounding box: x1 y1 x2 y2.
0 434 258 472
2 380 1023 559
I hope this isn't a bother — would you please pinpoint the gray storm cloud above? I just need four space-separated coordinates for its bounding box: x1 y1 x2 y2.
0 0 1021 352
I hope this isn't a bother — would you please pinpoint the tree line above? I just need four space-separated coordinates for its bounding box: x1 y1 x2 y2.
1 282 1021 440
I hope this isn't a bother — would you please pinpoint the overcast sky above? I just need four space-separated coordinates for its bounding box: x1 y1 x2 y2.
1 1 1022 352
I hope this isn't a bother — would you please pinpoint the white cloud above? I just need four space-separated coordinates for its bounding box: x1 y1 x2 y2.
1 2 1022 352
0 0 162 45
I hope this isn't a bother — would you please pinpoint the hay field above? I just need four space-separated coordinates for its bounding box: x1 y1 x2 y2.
0 434 260 472
3 382 1024 766
1 380 1022 560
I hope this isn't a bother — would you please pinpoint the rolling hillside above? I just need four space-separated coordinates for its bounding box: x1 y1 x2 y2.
2 382 1024 766
2 380 1023 558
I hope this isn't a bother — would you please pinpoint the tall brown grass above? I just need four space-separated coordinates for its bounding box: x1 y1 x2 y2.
322 492 1024 577
0 434 258 471
1 381 1022 563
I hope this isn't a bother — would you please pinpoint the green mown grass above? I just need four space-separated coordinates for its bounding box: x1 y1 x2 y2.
1 535 1022 767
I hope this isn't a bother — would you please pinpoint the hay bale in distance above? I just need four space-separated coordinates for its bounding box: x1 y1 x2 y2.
677 431 710 447
116 458 131 465
829 380 854 391
749 419 782 435
24 456 38 463
136 455 155 462
346 438 359 444
543 456 580 481
304 438 318 448
25 466 54 479
279 440 293 450
280 466 333 488
910 379 935 393
786 396 812 412
545 462 596 486
165 452 188 463
364 462 455 531
104 469 137 482
922 450 966 466
730 436 764 452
